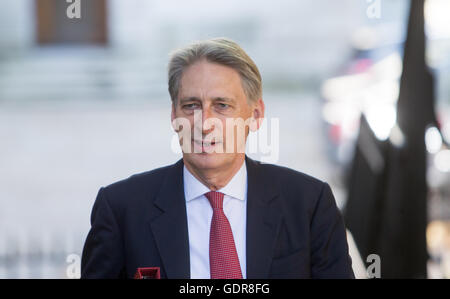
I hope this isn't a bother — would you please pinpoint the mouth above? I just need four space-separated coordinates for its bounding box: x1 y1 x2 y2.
192 139 222 152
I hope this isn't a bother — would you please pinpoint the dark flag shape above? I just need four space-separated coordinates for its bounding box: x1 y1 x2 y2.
344 0 437 278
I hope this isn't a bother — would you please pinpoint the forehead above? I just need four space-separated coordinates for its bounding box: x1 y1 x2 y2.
179 60 245 98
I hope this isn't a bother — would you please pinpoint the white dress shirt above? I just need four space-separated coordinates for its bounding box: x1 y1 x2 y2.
183 162 247 279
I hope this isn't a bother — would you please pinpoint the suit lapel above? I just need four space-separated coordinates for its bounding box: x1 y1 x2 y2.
147 157 283 279
148 159 190 278
245 156 283 278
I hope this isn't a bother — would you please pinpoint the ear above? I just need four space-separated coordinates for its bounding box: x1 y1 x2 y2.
249 98 265 132
171 102 177 131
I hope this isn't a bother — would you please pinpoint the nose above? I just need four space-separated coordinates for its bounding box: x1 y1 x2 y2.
200 106 215 135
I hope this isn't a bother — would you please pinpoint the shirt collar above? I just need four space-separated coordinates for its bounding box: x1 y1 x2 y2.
183 161 247 202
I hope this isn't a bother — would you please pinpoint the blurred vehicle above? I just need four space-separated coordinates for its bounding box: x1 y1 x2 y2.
320 34 403 168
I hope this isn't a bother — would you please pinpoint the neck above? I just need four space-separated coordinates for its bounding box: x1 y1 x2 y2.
183 155 245 191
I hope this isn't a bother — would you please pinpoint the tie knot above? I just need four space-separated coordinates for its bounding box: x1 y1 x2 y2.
205 191 224 209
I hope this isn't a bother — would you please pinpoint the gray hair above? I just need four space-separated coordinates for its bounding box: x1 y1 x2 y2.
168 38 262 104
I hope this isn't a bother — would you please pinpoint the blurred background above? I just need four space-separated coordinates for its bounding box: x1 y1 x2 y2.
0 0 448 278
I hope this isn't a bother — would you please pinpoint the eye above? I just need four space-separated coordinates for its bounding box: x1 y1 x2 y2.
217 103 229 109
183 103 200 110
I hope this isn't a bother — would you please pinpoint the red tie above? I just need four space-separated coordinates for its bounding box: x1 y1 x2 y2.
205 191 243 279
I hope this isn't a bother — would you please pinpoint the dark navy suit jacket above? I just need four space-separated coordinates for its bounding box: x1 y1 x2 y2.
81 156 354 278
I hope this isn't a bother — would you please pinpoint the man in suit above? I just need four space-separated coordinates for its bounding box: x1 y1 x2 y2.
81 38 354 279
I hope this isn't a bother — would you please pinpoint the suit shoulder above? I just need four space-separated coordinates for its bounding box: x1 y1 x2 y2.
99 163 174 205
253 161 332 213
117 164 171 186
257 161 325 190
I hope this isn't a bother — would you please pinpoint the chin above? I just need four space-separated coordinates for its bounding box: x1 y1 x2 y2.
184 152 232 170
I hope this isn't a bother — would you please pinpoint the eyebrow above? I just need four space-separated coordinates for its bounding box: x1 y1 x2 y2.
178 97 236 104
212 97 235 104
179 97 201 104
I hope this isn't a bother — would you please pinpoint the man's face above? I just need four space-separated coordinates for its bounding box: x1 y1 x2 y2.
171 59 264 172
